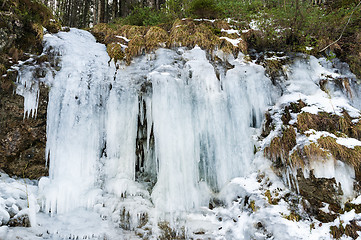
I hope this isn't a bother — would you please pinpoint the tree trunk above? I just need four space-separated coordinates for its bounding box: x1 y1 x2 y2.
82 0 90 28
98 0 105 23
94 0 99 25
104 0 109 23
112 0 118 19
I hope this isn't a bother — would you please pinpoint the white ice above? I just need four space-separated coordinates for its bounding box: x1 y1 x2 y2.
9 28 361 239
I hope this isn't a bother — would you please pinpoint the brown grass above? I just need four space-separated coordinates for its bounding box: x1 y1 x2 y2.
116 25 147 40
264 127 296 166
317 136 361 168
145 26 169 52
290 143 329 169
297 112 340 134
212 20 231 30
168 19 196 48
296 110 361 140
125 35 145 64
107 43 125 63
92 23 114 35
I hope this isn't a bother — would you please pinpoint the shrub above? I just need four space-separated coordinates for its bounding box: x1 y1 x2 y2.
116 6 172 26
189 0 221 19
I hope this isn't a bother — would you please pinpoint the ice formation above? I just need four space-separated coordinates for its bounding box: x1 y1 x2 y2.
3 28 361 239
38 29 274 219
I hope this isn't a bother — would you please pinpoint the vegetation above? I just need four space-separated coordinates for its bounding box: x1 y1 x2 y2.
265 100 361 184
330 220 361 239
29 0 360 77
0 0 60 77
91 18 247 64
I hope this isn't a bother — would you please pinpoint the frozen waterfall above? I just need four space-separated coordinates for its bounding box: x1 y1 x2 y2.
15 28 276 237
8 26 361 239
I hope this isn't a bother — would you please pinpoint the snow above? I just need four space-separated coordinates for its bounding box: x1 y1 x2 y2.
0 171 39 228
221 28 240 35
310 159 355 199
351 196 361 204
249 20 260 30
219 36 242 47
302 105 319 114
115 35 130 42
336 138 361 149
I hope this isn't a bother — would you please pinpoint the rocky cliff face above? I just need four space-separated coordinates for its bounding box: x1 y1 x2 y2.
0 0 60 179
0 81 49 179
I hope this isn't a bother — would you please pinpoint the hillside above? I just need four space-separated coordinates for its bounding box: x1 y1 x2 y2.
1 0 361 239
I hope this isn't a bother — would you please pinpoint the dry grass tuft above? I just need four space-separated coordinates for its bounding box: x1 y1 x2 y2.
219 38 238 54
168 19 196 48
103 34 127 45
191 24 219 50
107 43 125 63
290 143 328 169
297 112 339 134
92 23 113 35
212 20 231 30
296 111 361 140
264 127 296 166
91 19 258 64
116 25 147 39
237 39 248 54
125 35 145 64
317 136 361 168
145 26 169 52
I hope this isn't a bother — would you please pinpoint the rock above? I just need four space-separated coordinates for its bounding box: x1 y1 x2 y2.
0 0 55 179
0 82 49 179
8 212 30 227
296 169 342 222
